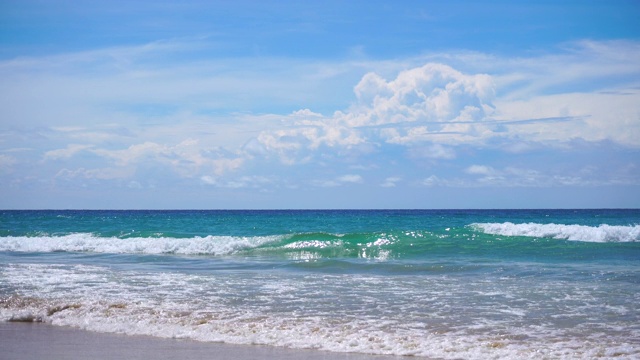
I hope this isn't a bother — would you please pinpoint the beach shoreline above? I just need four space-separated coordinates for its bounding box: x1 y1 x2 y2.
0 322 417 360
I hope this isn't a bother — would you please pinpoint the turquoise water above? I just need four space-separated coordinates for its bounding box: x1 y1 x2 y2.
1 209 639 358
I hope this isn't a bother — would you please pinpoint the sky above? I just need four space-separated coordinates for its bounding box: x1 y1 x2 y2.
0 0 639 209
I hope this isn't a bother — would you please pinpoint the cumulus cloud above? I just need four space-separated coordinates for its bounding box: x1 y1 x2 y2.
252 57 638 169
253 63 497 165
349 63 495 126
254 113 366 165
50 56 633 189
251 53 640 171
340 63 499 148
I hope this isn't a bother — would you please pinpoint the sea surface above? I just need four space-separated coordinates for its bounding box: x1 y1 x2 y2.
1 209 639 359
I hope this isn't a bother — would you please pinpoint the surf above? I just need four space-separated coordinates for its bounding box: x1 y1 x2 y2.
0 233 285 256
472 222 640 242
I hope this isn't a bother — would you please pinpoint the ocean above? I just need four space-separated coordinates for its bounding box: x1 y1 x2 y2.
1 209 639 359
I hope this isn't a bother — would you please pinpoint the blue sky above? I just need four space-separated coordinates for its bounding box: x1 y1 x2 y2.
1 0 639 209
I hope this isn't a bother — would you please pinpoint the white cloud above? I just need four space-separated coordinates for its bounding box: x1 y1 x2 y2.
50 125 136 143
55 167 135 181
44 144 94 160
91 139 244 178
494 90 640 148
422 175 445 187
251 51 639 165
493 40 640 100
1 38 638 201
350 63 495 126
422 175 467 187
312 179 341 187
226 176 274 189
338 174 363 183
429 164 640 188
200 175 217 185
93 141 164 165
312 174 363 187
127 181 143 189
464 165 551 187
408 144 456 159
380 177 401 187
0 39 369 134
200 175 274 189
255 114 366 165
0 154 17 171
466 165 495 176
253 62 497 162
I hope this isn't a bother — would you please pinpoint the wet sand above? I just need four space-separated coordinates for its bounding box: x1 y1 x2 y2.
0 322 415 360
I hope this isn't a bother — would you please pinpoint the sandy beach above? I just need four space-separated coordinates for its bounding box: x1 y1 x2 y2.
0 322 413 360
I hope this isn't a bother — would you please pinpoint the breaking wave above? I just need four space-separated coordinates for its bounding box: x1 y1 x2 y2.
0 230 430 259
472 222 640 242
0 233 285 256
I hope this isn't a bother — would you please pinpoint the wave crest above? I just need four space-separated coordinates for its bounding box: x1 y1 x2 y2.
471 222 640 242
0 233 285 255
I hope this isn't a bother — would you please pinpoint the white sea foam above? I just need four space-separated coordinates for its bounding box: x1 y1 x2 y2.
283 240 342 249
472 222 640 242
2 263 638 359
0 233 284 255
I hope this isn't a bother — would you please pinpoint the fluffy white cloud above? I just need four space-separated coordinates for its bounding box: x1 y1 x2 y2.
349 63 495 126
253 63 496 164
338 63 500 147
254 110 366 165
254 54 637 166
